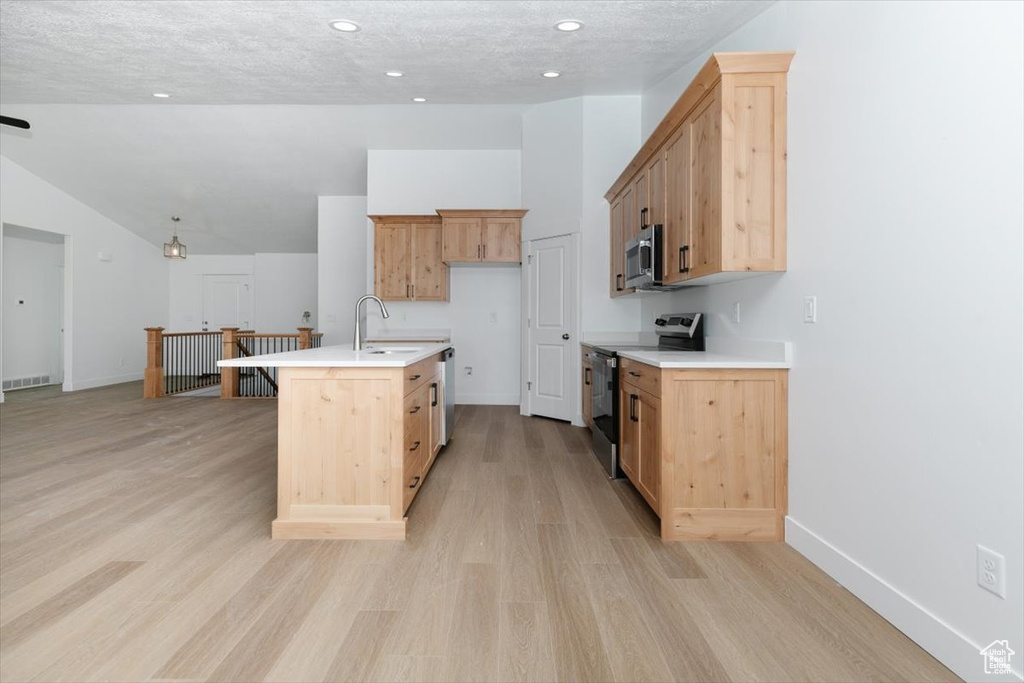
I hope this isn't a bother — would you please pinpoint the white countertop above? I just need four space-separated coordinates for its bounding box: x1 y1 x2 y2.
590 337 792 369
616 349 790 369
218 343 451 369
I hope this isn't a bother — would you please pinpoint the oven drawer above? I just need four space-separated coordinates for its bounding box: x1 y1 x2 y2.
620 358 661 397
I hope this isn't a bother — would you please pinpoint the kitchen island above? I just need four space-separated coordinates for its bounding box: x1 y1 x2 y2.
220 343 451 540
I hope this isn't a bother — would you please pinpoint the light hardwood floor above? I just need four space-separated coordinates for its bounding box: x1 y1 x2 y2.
0 382 957 682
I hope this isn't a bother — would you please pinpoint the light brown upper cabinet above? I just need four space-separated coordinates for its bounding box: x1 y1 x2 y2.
437 210 528 263
605 52 793 289
610 187 634 297
371 215 449 302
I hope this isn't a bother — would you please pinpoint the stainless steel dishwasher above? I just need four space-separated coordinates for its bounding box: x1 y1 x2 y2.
441 347 455 444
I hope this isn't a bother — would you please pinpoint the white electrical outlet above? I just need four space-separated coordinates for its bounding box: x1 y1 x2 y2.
977 545 1006 598
464 366 473 376
731 302 741 323
803 296 818 323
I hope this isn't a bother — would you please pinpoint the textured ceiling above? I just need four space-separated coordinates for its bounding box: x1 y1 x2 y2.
0 0 772 104
0 0 775 254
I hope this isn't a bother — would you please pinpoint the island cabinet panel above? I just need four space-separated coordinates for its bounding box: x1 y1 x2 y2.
271 351 449 540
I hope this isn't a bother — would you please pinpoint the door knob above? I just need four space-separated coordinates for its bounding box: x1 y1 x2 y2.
562 333 570 340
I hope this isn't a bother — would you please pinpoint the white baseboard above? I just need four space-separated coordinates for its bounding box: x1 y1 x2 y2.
64 372 143 392
786 517 1023 683
456 393 520 406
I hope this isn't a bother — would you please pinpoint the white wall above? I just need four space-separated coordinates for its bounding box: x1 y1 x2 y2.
317 196 369 346
253 253 317 331
167 255 254 331
167 253 316 333
365 150 521 404
1 230 63 384
638 2 1024 679
0 156 169 394
521 98 584 241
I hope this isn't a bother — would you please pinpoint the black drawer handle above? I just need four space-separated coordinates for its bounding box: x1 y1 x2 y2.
409 476 420 488
409 374 421 381
679 245 690 274
628 371 641 378
409 440 421 451
430 382 438 407
409 406 421 414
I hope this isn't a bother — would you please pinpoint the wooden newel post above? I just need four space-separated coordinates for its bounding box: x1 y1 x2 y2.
221 327 240 399
143 327 165 398
297 327 313 350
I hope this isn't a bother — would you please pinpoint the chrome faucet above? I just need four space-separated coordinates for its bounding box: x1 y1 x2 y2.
353 294 389 351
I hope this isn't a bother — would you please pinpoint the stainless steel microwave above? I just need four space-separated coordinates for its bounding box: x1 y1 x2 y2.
625 224 662 289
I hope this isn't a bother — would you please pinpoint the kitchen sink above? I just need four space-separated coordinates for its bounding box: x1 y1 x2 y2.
363 346 425 354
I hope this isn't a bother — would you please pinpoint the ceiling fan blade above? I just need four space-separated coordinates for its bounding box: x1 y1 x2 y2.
0 115 31 130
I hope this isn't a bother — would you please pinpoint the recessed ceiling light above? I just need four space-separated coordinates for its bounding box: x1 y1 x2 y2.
385 71 404 78
152 92 171 98
412 97 427 102
555 20 583 32
542 71 561 78
328 20 360 32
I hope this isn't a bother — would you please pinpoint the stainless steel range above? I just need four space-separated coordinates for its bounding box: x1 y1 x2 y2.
587 313 704 478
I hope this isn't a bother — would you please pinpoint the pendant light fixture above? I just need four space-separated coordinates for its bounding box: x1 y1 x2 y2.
163 216 187 259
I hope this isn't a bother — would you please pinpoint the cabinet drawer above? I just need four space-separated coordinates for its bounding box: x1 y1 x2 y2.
620 358 661 397
404 354 440 395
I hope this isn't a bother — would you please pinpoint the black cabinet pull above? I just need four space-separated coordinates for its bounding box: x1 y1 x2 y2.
409 405 421 414
584 367 591 385
409 440 421 451
679 245 690 274
615 274 624 291
629 394 638 422
640 207 648 229
628 371 641 378
409 476 420 488
430 382 438 407
409 374 421 381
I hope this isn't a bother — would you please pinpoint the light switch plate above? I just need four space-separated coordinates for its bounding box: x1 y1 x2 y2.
803 296 817 323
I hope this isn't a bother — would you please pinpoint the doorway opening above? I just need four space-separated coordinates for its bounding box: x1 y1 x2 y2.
2 224 68 397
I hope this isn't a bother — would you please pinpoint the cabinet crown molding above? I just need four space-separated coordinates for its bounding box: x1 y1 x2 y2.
434 209 528 218
604 50 794 201
368 214 441 223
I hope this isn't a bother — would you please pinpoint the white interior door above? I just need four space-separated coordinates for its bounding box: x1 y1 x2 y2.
202 275 252 331
526 233 577 421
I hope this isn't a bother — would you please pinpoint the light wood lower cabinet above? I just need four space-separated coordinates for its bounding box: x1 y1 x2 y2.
272 352 447 540
619 359 788 542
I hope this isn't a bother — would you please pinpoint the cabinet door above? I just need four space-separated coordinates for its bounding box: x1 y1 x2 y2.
442 218 483 262
647 152 666 228
609 197 624 296
582 359 593 428
411 223 448 301
632 172 647 231
687 88 722 279
636 390 661 511
610 187 635 298
482 218 521 262
663 124 691 285
619 384 639 483
375 223 411 300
